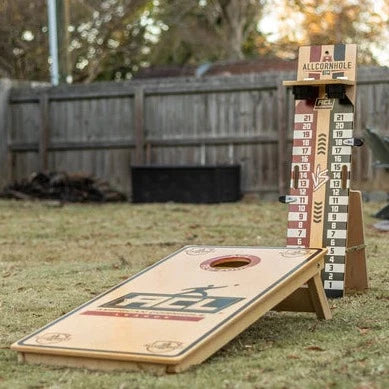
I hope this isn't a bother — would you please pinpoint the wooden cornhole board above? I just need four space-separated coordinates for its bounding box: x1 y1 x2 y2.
13 43 371 373
12 246 330 373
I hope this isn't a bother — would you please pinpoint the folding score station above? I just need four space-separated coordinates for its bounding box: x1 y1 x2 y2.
281 43 368 297
12 44 367 373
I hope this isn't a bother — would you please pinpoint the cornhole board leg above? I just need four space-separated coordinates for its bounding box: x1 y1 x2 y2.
13 247 330 374
344 190 368 293
273 272 331 319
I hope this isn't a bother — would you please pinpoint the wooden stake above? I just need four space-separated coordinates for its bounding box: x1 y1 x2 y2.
344 190 368 293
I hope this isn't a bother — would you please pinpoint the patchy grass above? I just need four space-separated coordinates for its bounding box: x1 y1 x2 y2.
0 199 388 389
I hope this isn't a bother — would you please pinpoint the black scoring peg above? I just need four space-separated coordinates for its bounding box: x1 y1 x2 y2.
279 195 297 204
326 84 346 99
343 138 364 147
292 86 319 100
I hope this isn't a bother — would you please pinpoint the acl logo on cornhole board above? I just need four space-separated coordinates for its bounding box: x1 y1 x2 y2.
81 285 245 321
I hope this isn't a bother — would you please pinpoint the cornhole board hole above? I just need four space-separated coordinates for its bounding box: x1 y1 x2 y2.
12 246 330 373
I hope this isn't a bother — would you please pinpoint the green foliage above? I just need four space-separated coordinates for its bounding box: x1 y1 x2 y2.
68 0 153 82
149 0 265 65
271 0 386 64
0 0 387 81
0 199 388 388
0 0 50 80
0 0 153 82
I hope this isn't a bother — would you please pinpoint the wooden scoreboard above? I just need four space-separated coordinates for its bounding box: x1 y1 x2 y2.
11 44 367 373
282 44 367 298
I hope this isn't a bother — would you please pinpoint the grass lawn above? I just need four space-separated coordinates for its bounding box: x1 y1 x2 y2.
0 199 388 389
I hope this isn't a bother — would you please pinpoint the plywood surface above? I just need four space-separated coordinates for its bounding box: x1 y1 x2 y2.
283 80 355 86
12 246 324 366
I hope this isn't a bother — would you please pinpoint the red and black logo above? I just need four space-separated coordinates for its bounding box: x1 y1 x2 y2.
81 285 244 322
314 98 334 110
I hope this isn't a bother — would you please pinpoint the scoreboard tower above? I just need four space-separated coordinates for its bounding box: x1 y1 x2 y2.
282 44 367 298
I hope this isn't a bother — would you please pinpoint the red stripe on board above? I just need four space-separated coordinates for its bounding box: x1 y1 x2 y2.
293 139 312 147
81 310 204 322
294 123 313 130
288 221 307 229
287 99 317 247
308 73 320 80
310 46 322 62
288 204 304 212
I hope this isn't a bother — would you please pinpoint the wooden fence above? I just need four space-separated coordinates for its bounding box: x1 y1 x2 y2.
1 66 389 197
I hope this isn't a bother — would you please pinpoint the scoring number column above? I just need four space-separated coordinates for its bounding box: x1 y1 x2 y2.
324 111 353 296
287 112 314 248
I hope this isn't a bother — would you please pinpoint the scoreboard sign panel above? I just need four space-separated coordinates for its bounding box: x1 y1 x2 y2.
284 44 357 298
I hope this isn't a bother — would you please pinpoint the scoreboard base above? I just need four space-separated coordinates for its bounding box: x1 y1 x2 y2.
325 289 344 299
323 190 368 297
12 246 331 374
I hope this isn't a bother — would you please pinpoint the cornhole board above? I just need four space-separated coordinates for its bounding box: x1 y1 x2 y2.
17 44 375 373
283 44 367 297
12 246 331 373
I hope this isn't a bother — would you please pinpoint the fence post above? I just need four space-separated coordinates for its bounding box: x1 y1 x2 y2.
134 86 145 164
39 92 50 171
277 78 288 195
0 79 13 188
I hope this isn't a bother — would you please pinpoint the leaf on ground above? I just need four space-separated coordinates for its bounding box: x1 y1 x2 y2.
305 345 324 351
375 294 389 301
287 354 300 359
357 326 370 335
354 384 376 389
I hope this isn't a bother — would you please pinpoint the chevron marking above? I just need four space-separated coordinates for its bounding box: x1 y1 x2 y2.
317 133 327 155
313 201 323 223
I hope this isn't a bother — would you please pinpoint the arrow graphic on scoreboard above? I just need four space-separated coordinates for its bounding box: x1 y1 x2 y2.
312 164 329 191
317 134 327 155
313 201 323 223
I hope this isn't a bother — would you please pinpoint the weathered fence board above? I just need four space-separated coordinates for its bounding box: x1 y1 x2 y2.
2 67 389 197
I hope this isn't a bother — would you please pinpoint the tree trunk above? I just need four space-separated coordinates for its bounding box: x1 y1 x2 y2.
220 0 247 60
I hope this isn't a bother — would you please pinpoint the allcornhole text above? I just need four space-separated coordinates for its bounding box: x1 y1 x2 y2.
302 61 352 72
